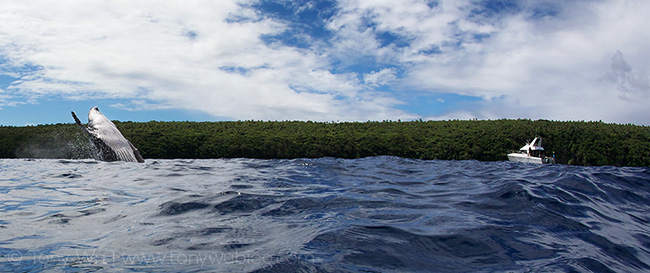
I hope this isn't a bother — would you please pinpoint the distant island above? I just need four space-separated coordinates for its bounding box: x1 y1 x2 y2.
1 119 649 167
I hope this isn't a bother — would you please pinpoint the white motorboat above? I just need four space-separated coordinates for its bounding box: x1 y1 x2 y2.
507 137 555 164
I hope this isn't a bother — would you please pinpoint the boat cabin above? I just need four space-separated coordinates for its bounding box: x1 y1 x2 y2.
519 137 545 157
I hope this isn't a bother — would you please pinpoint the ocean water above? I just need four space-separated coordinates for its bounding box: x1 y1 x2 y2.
0 157 649 272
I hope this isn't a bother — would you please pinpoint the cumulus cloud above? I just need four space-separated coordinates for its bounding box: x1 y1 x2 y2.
364 68 397 87
0 0 649 124
326 0 650 124
0 0 413 121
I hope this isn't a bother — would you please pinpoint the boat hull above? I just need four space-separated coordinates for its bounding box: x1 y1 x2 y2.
507 153 543 164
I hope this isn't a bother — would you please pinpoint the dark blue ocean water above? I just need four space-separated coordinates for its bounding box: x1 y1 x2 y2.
1 157 649 272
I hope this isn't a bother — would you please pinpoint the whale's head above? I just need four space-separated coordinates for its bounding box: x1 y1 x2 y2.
87 106 112 131
88 106 101 119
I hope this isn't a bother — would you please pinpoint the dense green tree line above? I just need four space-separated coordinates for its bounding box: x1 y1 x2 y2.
1 119 649 166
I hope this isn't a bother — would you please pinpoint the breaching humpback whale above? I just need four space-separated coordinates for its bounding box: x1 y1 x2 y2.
72 106 145 163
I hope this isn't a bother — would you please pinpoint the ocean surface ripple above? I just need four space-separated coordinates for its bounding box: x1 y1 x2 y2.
1 157 649 272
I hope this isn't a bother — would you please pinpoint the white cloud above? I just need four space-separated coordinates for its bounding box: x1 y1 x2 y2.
0 0 413 121
328 0 650 124
364 68 397 87
1 0 649 124
111 100 176 112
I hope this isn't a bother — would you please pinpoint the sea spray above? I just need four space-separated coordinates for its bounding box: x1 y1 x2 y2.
14 128 95 159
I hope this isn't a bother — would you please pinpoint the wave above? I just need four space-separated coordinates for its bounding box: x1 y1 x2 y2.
0 157 648 272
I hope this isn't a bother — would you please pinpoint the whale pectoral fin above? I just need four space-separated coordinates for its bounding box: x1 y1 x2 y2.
71 111 89 134
128 140 145 163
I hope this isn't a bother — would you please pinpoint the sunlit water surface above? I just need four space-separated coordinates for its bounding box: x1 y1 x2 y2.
1 157 649 272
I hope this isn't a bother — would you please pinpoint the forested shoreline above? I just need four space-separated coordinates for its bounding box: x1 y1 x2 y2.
1 119 649 167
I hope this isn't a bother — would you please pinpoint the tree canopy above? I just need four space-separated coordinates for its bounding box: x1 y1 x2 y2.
1 119 649 167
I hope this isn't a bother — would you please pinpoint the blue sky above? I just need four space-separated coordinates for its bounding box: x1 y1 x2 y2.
1 0 649 126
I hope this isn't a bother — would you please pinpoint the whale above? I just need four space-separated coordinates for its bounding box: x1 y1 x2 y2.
72 106 145 163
